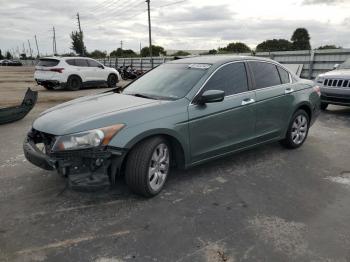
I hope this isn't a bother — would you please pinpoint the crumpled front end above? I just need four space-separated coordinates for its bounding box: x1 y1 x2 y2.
23 128 126 191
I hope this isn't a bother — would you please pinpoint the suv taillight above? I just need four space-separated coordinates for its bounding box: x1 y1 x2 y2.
50 68 64 73
313 85 321 96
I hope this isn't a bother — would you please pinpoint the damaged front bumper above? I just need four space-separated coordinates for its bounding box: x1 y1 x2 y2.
23 129 126 191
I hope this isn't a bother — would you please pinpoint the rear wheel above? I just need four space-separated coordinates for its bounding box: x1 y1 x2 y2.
280 109 310 149
107 74 118 88
320 102 328 111
125 137 170 197
66 76 82 91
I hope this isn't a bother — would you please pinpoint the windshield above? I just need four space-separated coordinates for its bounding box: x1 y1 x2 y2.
123 63 210 100
339 58 350 69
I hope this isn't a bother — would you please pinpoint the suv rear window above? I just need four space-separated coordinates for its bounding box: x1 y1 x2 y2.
37 59 59 67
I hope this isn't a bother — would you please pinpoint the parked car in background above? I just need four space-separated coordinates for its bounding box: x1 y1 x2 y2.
24 56 320 197
0 60 23 66
315 58 350 110
34 57 120 90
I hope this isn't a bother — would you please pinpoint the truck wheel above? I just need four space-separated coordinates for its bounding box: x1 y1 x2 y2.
66 76 82 91
280 109 310 149
320 103 328 111
107 74 118 88
125 136 171 197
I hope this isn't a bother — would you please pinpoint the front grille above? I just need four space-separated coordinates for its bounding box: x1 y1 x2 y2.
324 78 350 88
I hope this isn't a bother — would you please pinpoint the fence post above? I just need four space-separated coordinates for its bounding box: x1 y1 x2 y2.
131 58 133 69
115 57 118 69
308 50 315 79
140 58 143 72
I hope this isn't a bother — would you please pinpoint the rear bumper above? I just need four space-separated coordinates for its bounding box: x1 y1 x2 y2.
320 87 350 106
35 79 66 88
23 134 126 190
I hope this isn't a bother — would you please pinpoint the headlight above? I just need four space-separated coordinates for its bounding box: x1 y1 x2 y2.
52 124 125 151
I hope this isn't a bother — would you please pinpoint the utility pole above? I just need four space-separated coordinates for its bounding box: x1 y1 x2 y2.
139 42 142 55
52 26 57 55
34 35 40 58
120 40 123 50
28 40 33 59
22 43 26 55
77 13 84 56
146 0 153 67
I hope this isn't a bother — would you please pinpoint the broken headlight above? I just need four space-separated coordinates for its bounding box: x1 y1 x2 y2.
52 124 125 151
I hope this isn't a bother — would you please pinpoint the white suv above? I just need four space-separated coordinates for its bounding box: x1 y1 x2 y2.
34 57 120 91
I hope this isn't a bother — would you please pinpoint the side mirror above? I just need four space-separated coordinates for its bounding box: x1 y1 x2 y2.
333 64 339 70
98 65 104 69
196 90 225 104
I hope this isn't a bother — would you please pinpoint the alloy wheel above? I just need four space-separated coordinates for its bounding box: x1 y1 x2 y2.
148 143 170 192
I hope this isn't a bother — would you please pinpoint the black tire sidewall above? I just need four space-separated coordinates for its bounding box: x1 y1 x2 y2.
108 74 117 87
320 103 328 110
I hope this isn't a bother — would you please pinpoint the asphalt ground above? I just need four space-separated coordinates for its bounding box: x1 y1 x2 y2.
1 67 350 262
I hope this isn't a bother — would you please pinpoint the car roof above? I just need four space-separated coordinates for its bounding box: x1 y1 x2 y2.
168 55 275 66
40 56 94 60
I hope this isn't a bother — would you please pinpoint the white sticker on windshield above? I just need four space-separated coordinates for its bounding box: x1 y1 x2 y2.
188 64 211 70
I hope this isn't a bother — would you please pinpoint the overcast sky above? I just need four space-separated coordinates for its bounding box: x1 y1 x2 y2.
0 0 349 56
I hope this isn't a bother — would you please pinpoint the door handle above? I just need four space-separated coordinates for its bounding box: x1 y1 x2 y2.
241 98 255 106
285 88 294 94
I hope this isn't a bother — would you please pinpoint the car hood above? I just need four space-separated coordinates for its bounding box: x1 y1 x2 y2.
321 69 350 78
33 92 163 135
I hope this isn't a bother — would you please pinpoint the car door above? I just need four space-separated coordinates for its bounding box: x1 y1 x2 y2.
74 59 91 82
188 62 256 163
87 59 107 82
247 61 295 142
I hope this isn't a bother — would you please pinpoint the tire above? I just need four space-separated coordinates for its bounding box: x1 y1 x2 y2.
107 74 118 88
320 102 328 111
66 75 82 91
280 109 310 149
125 136 171 197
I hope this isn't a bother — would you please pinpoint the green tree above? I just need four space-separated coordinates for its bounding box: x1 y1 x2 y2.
317 45 341 50
208 49 218 55
6 51 12 60
89 50 107 58
141 45 166 57
70 31 87 56
172 50 191 56
20 53 27 60
110 48 137 57
291 28 311 50
219 42 251 53
256 39 293 52
0 50 3 60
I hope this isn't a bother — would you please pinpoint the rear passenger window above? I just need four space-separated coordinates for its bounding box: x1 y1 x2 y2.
66 59 76 66
277 66 290 84
75 59 89 67
88 60 101 67
202 62 248 96
249 62 281 89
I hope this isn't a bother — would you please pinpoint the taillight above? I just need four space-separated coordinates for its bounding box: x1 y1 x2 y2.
313 85 321 96
50 68 64 73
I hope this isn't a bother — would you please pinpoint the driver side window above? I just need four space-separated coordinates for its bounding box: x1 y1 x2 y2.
202 62 248 96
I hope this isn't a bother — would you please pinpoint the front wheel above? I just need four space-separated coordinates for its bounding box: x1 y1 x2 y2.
280 109 310 149
125 137 170 197
107 74 118 88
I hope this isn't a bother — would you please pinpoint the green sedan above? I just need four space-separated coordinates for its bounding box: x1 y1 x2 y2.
24 56 321 197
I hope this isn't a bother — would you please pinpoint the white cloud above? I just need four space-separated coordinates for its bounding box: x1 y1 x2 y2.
0 0 349 56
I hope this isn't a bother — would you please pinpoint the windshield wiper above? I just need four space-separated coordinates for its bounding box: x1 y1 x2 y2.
128 93 155 99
